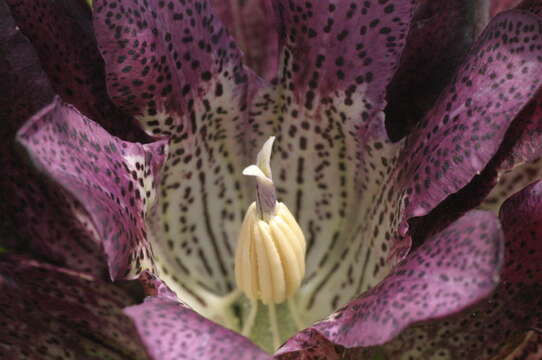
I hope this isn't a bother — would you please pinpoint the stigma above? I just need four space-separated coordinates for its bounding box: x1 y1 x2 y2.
235 137 306 305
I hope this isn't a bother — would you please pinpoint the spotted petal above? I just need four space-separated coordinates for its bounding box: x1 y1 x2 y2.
375 180 542 359
0 255 148 359
5 0 147 141
277 210 504 357
0 0 111 275
394 9 542 240
125 286 270 360
17 98 168 280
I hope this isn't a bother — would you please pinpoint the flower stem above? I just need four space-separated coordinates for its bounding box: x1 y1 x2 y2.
288 298 305 330
268 302 281 350
242 299 258 336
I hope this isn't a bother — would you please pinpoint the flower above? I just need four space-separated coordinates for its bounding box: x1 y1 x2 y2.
1 0 542 359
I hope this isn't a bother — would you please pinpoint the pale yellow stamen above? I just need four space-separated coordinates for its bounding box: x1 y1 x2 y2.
235 137 306 304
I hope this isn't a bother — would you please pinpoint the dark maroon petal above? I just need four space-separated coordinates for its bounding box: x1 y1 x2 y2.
125 295 270 360
377 180 542 359
279 210 503 353
396 10 542 235
211 0 279 81
0 255 148 359
17 98 168 280
5 0 147 141
0 0 112 275
386 0 488 140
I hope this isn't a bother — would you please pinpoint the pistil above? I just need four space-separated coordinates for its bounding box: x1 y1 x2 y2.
235 137 307 350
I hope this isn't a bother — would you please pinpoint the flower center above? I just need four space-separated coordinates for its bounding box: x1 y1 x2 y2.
234 136 307 350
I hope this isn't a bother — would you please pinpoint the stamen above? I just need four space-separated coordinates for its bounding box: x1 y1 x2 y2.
235 137 306 306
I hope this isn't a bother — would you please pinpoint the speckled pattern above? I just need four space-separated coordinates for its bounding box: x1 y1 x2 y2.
17 98 168 280
93 0 266 304
92 0 418 321
0 0 110 276
125 293 270 360
279 210 503 355
378 180 542 359
0 255 148 359
5 0 148 141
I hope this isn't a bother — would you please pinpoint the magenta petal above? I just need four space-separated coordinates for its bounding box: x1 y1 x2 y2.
211 0 278 81
379 180 542 359
5 0 147 141
17 98 168 280
0 255 148 359
280 210 503 353
125 296 270 360
397 10 542 227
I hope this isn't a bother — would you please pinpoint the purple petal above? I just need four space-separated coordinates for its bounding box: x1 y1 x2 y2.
377 180 542 359
0 255 148 359
17 98 168 280
279 210 503 353
211 0 279 81
396 10 542 234
0 0 110 275
125 294 270 360
5 0 147 141
386 0 488 140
